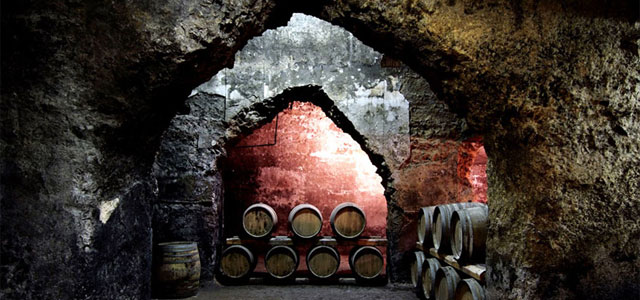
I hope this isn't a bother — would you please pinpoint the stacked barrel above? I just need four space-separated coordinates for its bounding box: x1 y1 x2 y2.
219 202 386 283
412 202 488 300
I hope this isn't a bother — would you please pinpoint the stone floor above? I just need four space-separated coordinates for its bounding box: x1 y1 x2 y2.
162 280 419 300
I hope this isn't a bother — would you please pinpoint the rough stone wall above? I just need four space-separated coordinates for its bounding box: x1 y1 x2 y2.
457 140 488 204
151 93 226 281
2 1 638 299
1 1 290 299
304 2 640 298
193 13 413 171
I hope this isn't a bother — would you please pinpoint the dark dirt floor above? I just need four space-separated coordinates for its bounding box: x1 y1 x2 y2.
158 280 419 300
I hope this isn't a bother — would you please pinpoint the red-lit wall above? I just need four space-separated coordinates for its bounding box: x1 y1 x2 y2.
224 102 387 238
456 140 488 204
469 146 488 203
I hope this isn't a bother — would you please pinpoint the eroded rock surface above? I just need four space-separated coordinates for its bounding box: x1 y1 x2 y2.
1 0 638 299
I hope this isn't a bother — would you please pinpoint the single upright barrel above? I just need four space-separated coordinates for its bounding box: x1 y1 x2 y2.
451 205 489 263
306 245 340 279
417 206 436 248
454 278 485 300
243 203 278 238
289 204 323 238
432 202 484 253
434 266 462 300
265 245 299 279
411 251 426 289
330 202 366 239
219 245 256 280
349 246 384 280
153 242 201 299
421 258 442 299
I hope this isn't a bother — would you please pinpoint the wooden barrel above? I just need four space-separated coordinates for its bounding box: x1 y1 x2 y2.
421 258 442 299
454 278 485 300
417 206 436 248
153 242 200 299
306 245 340 279
451 205 489 263
411 251 426 289
330 202 366 239
289 204 323 238
434 266 461 300
349 246 384 280
243 203 278 238
219 245 256 280
265 245 299 279
432 202 484 253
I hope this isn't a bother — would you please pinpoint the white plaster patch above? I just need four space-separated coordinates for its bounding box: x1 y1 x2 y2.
99 197 120 224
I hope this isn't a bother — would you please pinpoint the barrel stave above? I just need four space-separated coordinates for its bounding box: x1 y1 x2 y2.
435 266 461 300
153 242 201 299
243 203 278 238
454 278 485 300
265 245 299 279
421 258 442 299
349 246 384 281
432 203 485 253
289 204 323 238
330 202 367 239
417 206 436 248
307 245 340 279
219 245 255 280
451 205 488 262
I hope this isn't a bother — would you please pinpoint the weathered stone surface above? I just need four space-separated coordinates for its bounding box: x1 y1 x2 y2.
2 0 638 299
194 13 415 170
152 93 226 283
1 1 289 299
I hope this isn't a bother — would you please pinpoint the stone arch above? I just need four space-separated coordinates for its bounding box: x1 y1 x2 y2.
223 85 393 190
152 85 403 281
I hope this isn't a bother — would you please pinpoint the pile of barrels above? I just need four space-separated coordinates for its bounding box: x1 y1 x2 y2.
411 202 489 300
219 202 385 283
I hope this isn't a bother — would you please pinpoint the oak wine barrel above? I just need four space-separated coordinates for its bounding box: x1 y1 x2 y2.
349 246 384 280
219 245 256 280
411 251 426 289
153 242 201 299
243 203 278 238
432 202 484 253
306 245 340 279
434 266 461 300
421 258 442 299
417 206 436 248
289 204 323 238
454 278 485 300
330 202 366 239
451 205 489 263
265 245 299 279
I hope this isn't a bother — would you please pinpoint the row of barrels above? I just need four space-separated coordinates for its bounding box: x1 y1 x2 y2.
417 202 488 262
412 252 485 300
219 244 384 281
244 202 367 239
412 202 489 300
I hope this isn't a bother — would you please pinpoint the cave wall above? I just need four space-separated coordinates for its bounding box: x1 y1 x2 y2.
0 1 289 299
151 92 226 281
1 1 638 299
